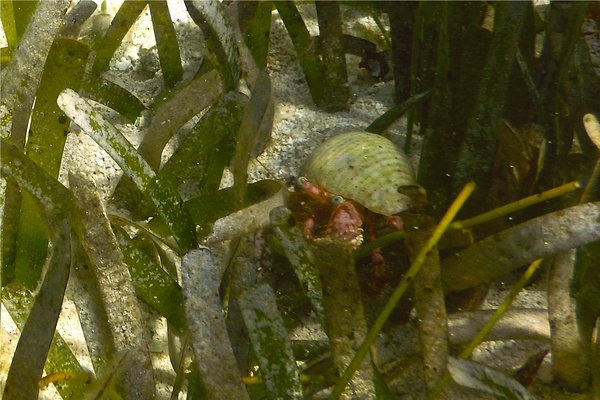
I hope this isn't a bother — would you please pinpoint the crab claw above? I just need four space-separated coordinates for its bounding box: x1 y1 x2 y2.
326 201 363 246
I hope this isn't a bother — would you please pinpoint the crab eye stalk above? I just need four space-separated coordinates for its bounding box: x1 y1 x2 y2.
330 195 345 205
297 176 309 187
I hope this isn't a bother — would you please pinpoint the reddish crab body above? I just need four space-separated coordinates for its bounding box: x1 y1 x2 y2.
297 177 364 245
296 131 424 278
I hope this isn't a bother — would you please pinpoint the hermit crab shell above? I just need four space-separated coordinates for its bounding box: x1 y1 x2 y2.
301 131 419 216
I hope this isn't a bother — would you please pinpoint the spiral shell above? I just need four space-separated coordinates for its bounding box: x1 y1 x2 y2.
301 131 419 216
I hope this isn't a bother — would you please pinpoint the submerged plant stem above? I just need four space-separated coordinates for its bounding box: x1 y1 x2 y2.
330 182 475 399
449 180 581 230
443 202 600 292
426 258 543 399
356 180 580 260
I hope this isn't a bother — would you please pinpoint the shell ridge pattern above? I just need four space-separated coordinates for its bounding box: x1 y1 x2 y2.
302 132 418 216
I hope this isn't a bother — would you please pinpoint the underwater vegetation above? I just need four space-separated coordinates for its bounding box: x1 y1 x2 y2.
0 1 599 399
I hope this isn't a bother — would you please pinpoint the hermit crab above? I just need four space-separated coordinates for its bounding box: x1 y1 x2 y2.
296 131 424 274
